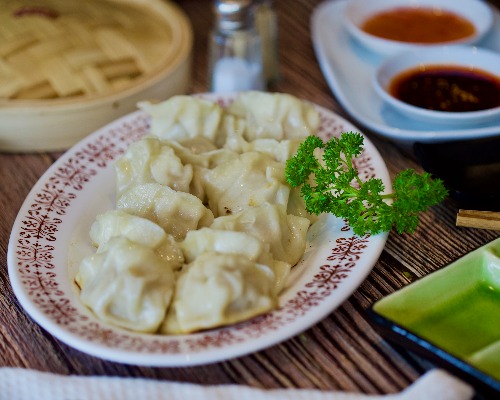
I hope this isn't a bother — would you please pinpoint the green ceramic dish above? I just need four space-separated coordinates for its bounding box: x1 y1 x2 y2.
369 237 500 397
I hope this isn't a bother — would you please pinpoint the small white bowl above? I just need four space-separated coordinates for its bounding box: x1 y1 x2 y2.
373 46 500 126
344 0 494 55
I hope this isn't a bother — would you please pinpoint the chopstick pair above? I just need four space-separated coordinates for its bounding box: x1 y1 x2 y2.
456 209 500 231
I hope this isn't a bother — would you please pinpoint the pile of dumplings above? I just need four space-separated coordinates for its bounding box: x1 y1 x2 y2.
76 91 321 335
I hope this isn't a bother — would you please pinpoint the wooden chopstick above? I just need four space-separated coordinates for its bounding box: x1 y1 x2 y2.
456 209 500 231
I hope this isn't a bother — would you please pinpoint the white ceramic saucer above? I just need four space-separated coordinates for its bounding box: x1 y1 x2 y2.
311 0 500 144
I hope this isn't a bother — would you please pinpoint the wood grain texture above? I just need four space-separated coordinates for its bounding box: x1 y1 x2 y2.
456 210 500 230
1 0 499 396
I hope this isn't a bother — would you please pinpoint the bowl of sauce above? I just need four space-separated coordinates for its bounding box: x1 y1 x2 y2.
344 0 494 55
373 46 500 126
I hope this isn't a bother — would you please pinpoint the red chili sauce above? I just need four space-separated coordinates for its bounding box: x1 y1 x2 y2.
388 66 500 112
361 7 476 44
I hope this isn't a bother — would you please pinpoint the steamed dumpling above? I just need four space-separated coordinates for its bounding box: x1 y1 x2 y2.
138 96 225 146
226 91 320 141
175 136 218 154
115 137 193 195
116 183 214 240
218 113 247 147
211 203 310 266
89 209 184 269
201 151 290 217
180 227 290 295
161 252 277 334
126 139 238 201
180 227 271 264
243 138 304 163
287 186 319 224
168 140 239 169
224 135 304 163
78 236 175 333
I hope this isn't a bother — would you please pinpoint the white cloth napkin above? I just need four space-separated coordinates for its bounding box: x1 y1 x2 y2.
0 367 473 400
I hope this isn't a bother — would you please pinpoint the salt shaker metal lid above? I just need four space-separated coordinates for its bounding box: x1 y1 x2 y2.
213 0 256 31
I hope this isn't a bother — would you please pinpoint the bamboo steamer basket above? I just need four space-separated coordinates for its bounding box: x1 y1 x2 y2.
0 0 193 152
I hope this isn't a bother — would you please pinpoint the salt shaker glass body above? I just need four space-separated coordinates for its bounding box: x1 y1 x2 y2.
209 0 264 93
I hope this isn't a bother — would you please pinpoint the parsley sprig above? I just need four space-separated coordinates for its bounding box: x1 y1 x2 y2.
285 132 448 236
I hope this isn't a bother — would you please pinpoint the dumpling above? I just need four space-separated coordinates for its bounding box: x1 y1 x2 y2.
88 209 184 270
187 148 240 201
225 137 304 163
116 183 214 240
140 140 238 201
168 140 239 169
218 113 247 147
161 252 277 334
138 96 225 146
180 227 290 295
226 91 320 141
115 137 193 195
175 136 218 154
287 186 319 224
201 151 290 217
180 227 270 264
77 236 175 333
211 202 310 267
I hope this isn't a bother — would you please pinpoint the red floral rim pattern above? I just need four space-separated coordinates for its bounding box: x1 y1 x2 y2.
13 101 377 356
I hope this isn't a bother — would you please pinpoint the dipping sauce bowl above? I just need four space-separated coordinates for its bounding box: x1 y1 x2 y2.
373 46 500 126
344 0 494 55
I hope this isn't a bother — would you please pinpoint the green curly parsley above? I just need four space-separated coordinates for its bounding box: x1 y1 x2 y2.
285 132 448 236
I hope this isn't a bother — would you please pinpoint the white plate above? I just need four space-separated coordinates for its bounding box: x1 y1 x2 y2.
311 0 500 144
7 94 389 366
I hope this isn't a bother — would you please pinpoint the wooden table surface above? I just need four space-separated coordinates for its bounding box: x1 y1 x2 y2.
1 0 499 397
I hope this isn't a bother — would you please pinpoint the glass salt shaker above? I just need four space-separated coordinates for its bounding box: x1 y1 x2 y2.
209 0 265 93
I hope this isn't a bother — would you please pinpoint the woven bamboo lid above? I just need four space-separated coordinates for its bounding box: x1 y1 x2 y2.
0 0 193 152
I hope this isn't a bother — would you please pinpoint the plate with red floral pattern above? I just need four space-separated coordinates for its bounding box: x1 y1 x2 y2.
7 94 390 366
